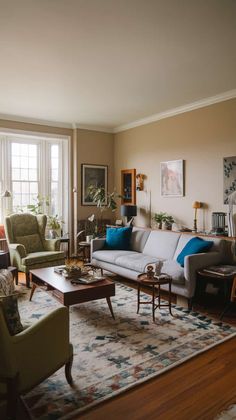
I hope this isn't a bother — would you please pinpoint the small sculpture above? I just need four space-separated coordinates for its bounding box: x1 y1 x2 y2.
146 265 155 279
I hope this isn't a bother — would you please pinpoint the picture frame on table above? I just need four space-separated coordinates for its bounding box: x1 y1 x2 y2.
160 159 184 197
81 164 108 206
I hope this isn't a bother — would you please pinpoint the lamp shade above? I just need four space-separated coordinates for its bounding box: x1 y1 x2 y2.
120 205 137 218
1 190 11 198
192 201 201 209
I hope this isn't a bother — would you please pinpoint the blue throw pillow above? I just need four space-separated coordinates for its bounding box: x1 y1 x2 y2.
105 227 133 250
177 237 214 267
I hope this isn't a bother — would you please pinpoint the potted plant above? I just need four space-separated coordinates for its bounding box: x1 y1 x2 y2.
162 215 175 230
153 212 175 230
47 215 64 238
153 212 168 229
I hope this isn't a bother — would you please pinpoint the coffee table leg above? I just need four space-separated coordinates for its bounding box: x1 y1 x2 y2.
152 285 156 322
106 297 115 320
29 283 37 301
137 285 140 314
169 281 173 316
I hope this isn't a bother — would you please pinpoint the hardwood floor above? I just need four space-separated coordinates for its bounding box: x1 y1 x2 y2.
78 337 236 420
16 274 236 420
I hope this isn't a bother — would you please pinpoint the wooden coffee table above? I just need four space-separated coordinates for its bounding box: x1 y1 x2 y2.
29 267 115 319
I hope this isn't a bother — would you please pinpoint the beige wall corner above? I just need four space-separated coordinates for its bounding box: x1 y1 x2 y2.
114 99 236 232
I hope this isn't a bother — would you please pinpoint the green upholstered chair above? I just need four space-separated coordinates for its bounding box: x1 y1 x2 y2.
0 302 73 419
4 213 65 287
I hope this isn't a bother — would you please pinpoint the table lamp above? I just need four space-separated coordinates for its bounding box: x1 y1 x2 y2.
192 201 201 232
121 205 137 226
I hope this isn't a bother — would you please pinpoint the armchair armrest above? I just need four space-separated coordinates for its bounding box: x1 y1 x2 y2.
43 239 61 251
8 243 27 258
91 238 106 253
184 251 223 296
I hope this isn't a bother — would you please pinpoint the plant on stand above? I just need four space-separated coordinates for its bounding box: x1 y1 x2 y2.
87 186 120 236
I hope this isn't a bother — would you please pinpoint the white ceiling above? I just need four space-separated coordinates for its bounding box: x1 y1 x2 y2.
0 0 235 132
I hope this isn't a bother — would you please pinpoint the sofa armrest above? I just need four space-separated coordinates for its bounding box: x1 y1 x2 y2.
8 243 27 258
91 238 106 253
43 239 61 251
184 251 223 297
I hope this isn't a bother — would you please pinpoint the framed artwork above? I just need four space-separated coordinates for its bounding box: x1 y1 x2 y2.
160 159 184 197
81 164 108 206
223 156 236 204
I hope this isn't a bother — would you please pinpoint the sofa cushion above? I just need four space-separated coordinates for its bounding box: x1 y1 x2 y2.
116 253 159 273
22 251 65 266
130 229 151 253
143 230 181 260
161 260 185 285
177 237 214 267
16 233 43 253
105 227 132 250
92 250 137 265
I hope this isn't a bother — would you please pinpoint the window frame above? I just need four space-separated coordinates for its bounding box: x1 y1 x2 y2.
0 132 69 233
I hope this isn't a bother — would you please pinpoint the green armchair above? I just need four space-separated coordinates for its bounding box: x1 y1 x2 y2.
4 213 65 287
0 303 73 419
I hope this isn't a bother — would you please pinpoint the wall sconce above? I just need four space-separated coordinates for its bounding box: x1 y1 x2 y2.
136 173 145 191
192 201 202 232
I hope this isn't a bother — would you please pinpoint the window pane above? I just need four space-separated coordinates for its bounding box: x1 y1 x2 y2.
11 143 20 156
29 169 37 181
29 157 37 169
12 169 20 179
12 156 20 168
11 143 38 212
51 145 58 158
51 169 58 181
21 182 29 194
20 169 28 180
30 182 38 194
20 157 28 168
29 145 37 156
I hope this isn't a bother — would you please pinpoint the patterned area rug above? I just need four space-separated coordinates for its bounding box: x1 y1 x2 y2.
18 283 236 420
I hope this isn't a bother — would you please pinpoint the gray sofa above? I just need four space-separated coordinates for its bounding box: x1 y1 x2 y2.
91 228 227 308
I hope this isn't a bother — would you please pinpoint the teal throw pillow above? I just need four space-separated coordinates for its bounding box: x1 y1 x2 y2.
177 237 213 267
105 227 133 250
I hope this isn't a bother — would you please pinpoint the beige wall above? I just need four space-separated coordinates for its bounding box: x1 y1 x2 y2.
114 99 236 232
77 129 114 221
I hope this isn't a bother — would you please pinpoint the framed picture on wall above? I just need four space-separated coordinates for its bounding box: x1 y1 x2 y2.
81 164 108 205
160 159 184 197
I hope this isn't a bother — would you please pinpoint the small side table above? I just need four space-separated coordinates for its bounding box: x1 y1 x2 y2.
137 272 173 322
78 241 91 262
197 267 236 319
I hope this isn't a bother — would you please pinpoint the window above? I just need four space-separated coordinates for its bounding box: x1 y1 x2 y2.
11 142 39 211
0 133 69 231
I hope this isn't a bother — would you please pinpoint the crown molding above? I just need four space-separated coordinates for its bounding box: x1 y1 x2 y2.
75 124 114 133
113 89 236 133
0 89 235 134
0 114 72 129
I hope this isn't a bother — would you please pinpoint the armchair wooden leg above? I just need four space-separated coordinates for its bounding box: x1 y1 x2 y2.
65 355 73 385
25 272 31 288
6 373 19 420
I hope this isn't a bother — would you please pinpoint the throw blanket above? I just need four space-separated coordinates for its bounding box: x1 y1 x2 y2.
0 269 15 296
